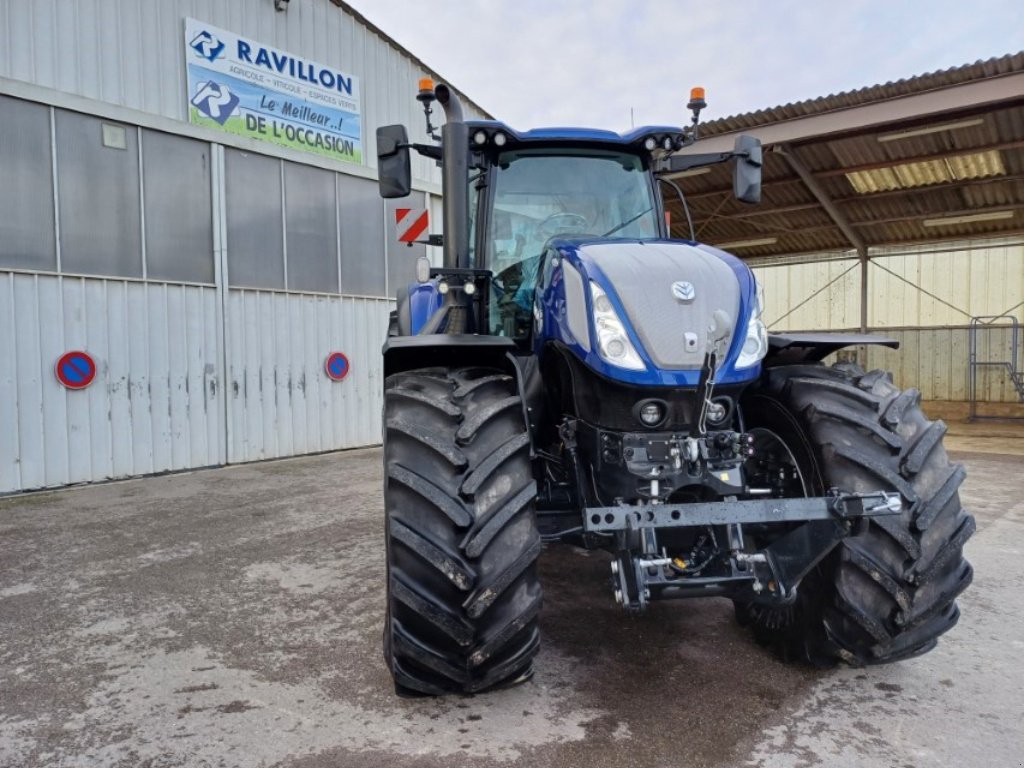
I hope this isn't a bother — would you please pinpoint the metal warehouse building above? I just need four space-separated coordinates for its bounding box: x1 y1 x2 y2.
0 0 486 494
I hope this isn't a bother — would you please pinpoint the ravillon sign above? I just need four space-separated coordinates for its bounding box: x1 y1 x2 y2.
185 18 362 163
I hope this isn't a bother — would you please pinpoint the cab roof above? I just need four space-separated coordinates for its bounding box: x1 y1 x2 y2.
466 120 685 148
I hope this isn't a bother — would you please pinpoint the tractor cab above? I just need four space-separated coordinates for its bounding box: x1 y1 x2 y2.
466 128 673 338
376 81 763 345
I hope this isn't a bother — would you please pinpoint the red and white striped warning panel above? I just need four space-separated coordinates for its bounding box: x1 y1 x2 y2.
395 208 429 244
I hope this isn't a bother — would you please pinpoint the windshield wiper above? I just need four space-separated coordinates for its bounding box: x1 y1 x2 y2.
601 206 653 237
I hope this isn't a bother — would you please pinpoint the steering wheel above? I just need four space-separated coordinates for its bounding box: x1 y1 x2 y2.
538 212 589 239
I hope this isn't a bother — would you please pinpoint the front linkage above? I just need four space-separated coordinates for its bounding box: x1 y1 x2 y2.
587 489 902 613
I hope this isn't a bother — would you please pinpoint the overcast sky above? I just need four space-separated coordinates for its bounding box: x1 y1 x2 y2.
345 0 1022 132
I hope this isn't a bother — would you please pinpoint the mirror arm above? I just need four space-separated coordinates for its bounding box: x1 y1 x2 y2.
379 142 442 162
656 150 738 175
406 142 442 161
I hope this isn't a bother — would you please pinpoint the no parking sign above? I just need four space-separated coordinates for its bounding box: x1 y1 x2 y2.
55 351 97 390
325 352 350 381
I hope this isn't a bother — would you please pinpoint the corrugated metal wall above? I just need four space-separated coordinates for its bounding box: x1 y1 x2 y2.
754 257 861 330
861 326 1021 403
754 239 1024 330
0 0 471 493
0 272 225 491
0 272 393 494
0 0 486 187
868 240 1024 328
752 238 1024 401
225 291 388 463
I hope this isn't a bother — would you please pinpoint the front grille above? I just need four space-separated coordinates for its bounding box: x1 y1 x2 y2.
555 347 698 430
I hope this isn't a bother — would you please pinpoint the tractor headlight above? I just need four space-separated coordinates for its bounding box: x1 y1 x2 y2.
590 282 645 370
736 279 768 368
636 399 668 427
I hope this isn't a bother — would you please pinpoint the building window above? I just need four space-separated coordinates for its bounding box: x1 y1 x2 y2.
0 96 56 271
225 149 284 289
285 163 339 293
337 173 386 296
55 110 143 278
142 130 215 283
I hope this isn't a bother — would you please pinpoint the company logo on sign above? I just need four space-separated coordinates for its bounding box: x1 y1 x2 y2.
671 281 696 303
190 30 226 62
190 81 240 125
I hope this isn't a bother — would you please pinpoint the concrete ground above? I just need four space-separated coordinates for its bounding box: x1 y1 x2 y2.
1 430 1022 767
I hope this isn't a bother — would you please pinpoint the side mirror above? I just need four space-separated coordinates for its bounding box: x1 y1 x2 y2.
733 134 762 204
376 124 411 198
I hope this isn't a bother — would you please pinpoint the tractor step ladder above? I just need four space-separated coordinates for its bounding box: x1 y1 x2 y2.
967 314 1024 421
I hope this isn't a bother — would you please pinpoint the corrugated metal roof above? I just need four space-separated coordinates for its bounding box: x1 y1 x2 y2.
702 52 1024 137
845 149 1006 193
681 54 1024 259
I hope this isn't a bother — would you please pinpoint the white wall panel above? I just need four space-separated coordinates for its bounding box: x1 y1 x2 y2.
756 239 1024 332
0 271 225 493
860 326 1021 403
753 258 861 331
869 241 1024 328
225 289 389 463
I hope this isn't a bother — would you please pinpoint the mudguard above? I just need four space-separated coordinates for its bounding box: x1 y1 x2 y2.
764 333 899 365
382 335 517 377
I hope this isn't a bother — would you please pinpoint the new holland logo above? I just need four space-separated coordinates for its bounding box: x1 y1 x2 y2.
190 30 226 62
671 281 696 302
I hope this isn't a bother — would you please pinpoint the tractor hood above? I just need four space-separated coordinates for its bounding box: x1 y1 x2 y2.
535 239 762 387
580 241 740 370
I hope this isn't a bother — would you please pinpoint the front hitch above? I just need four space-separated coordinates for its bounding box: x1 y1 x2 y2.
592 491 902 612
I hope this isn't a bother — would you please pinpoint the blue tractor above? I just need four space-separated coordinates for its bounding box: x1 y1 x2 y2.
376 81 974 696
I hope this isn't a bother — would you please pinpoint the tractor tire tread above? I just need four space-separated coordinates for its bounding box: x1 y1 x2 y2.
736 364 973 667
383 367 542 695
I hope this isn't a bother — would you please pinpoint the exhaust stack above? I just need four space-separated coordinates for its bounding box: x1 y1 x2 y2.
434 84 470 270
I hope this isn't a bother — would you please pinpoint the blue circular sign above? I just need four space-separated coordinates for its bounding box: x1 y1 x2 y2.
325 352 350 381
55 351 97 390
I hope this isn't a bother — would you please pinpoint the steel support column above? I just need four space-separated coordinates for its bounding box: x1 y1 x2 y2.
860 250 869 334
780 144 872 357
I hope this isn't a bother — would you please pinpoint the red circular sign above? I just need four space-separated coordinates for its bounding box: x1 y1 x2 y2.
55 351 97 390
325 352 350 381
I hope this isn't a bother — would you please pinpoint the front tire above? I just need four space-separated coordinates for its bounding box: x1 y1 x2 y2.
383 366 542 695
736 364 974 666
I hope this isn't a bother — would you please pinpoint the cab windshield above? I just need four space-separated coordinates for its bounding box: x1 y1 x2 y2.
481 149 658 336
484 149 657 272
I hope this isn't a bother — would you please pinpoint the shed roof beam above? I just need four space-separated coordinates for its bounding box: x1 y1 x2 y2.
681 138 1024 203
814 138 1024 178
682 173 1024 226
676 72 1024 154
696 202 1024 242
727 227 1024 261
779 144 867 255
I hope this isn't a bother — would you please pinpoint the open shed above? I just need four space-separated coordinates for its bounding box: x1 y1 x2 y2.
672 53 1024 415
